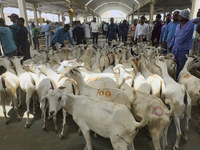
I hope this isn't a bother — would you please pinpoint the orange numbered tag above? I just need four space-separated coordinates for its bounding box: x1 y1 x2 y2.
96 89 111 98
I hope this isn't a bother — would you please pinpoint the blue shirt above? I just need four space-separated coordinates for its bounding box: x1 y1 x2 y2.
170 18 200 53
11 23 20 45
162 21 180 44
159 23 168 43
106 24 120 40
0 26 17 54
52 28 74 46
119 23 128 35
43 24 55 36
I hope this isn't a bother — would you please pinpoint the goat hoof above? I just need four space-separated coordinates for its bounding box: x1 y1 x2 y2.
25 124 30 128
42 126 46 131
183 135 188 142
94 133 99 139
5 120 9 124
172 146 178 150
18 116 22 121
55 128 59 133
10 102 14 107
59 134 64 139
33 111 37 115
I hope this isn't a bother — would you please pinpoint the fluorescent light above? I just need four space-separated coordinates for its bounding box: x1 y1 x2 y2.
94 2 132 11
86 0 93 6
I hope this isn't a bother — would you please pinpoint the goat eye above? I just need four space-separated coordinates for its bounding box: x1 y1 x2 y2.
58 97 62 101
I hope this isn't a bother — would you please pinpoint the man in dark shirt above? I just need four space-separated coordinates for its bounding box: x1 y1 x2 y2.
151 14 163 47
16 17 31 60
119 20 128 42
106 17 120 44
73 21 85 45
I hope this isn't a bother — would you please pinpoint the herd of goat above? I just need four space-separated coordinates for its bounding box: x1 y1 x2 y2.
1 40 200 150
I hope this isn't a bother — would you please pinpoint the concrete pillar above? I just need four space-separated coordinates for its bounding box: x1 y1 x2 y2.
60 11 65 25
163 8 166 22
0 4 5 20
38 10 42 26
138 8 140 20
68 11 73 25
58 14 60 22
191 0 200 19
31 4 38 26
84 11 87 23
17 0 29 29
150 0 157 27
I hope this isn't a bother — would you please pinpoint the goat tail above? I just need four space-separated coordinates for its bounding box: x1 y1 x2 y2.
135 107 148 129
0 75 6 92
165 99 174 116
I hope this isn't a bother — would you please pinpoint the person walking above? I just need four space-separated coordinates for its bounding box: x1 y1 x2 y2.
0 18 18 57
134 16 149 43
73 21 85 45
7 13 19 46
103 23 108 39
162 10 180 49
119 20 129 42
151 14 163 47
159 13 171 51
16 17 31 60
31 23 40 50
90 17 100 45
129 19 137 42
168 9 200 77
52 24 74 48
85 22 91 40
106 18 120 44
43 21 55 47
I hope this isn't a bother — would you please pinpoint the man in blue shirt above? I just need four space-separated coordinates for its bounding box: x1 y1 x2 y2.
159 13 171 51
119 20 128 42
0 18 18 57
52 24 74 49
16 17 31 60
162 10 180 49
43 21 55 47
7 13 20 46
106 17 120 44
168 9 200 77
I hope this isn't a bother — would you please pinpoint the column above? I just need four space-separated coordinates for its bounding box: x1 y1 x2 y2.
163 8 166 21
84 10 87 23
138 8 140 20
58 14 60 22
31 4 38 26
68 11 73 25
38 10 42 26
128 15 130 23
0 4 5 20
17 0 29 29
60 11 65 25
191 0 200 19
150 0 157 27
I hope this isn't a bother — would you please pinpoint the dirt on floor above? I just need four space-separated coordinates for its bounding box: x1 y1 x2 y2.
191 104 200 134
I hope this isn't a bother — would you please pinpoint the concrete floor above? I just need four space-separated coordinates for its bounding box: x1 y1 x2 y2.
1 36 200 150
0 97 200 150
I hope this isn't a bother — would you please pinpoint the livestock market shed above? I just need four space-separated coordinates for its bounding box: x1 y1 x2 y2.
0 0 200 150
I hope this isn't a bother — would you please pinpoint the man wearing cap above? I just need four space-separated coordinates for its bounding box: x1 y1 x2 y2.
0 18 18 57
7 13 20 46
168 9 200 77
162 10 180 49
159 13 171 51
151 14 163 47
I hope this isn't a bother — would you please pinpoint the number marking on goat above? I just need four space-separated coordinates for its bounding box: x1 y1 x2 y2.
150 75 158 79
96 89 111 98
183 74 190 79
152 106 163 117
86 76 98 82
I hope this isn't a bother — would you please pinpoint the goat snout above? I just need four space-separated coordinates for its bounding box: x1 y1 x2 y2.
50 111 55 117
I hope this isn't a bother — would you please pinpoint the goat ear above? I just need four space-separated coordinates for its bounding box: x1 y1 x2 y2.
70 69 75 74
58 86 66 90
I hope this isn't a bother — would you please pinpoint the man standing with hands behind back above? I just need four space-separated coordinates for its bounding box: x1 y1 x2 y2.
106 17 120 44
90 17 100 45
